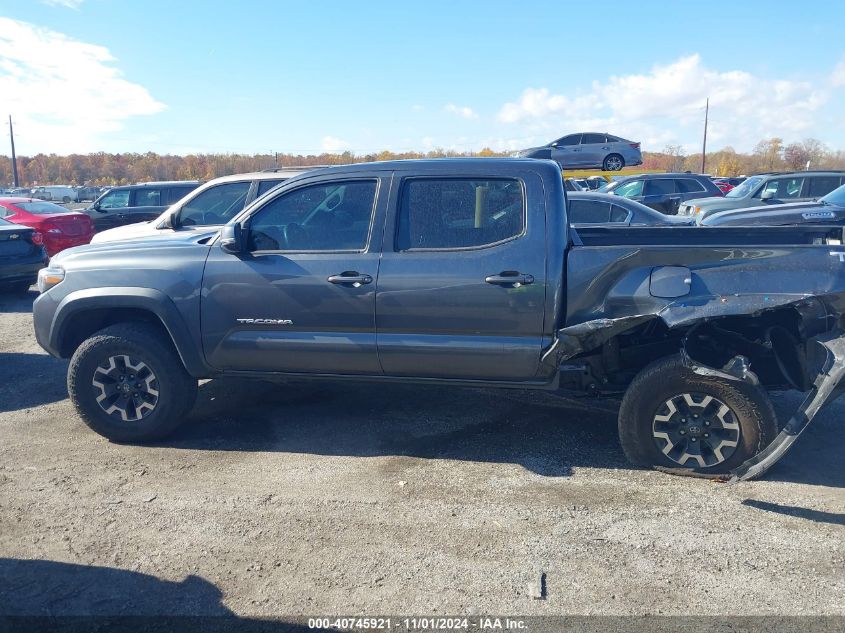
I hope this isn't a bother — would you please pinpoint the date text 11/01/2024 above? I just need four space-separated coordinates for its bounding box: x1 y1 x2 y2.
307 617 527 630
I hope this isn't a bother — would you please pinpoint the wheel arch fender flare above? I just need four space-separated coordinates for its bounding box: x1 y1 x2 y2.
50 287 210 377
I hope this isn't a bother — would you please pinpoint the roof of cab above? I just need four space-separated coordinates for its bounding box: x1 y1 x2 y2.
302 157 562 179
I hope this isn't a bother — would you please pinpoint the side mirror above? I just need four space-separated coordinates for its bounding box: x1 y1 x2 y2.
761 190 776 201
158 212 176 230
220 223 245 254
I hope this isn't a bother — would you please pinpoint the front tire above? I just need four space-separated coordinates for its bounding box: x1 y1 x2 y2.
618 355 777 474
68 323 197 442
603 154 624 171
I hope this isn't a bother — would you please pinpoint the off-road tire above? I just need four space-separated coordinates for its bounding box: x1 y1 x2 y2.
618 354 777 474
68 323 197 442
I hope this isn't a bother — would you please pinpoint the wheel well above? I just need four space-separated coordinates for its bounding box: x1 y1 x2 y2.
588 307 811 391
58 308 174 358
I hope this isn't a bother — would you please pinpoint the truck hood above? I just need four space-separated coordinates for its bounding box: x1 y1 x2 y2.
701 201 838 225
92 218 224 244
51 226 220 266
684 196 731 209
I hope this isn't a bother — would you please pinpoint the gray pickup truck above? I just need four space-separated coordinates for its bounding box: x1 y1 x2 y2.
32 159 845 481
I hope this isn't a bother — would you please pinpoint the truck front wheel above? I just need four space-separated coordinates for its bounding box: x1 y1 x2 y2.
67 323 197 442
618 355 777 474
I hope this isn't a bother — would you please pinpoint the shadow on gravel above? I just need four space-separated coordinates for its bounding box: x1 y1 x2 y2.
0 557 331 631
0 353 68 412
0 288 35 314
741 499 845 526
0 557 232 616
162 378 626 477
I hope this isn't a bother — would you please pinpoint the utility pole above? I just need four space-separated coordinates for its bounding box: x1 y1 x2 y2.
700 98 709 174
9 115 20 187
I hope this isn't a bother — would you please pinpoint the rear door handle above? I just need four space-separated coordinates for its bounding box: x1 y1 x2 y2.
327 271 373 287
485 272 534 287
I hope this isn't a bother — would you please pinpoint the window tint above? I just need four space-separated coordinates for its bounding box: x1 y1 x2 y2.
757 177 803 199
606 135 622 142
179 181 251 226
167 186 196 204
397 178 524 250
613 180 643 198
569 199 611 223
808 176 841 197
675 178 705 193
555 134 582 146
249 180 376 252
14 201 71 214
134 189 162 206
580 133 606 145
257 179 285 196
644 179 676 195
98 190 129 209
610 204 629 223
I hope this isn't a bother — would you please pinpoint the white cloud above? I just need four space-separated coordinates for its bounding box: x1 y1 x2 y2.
444 103 478 120
832 56 845 87
41 0 85 9
497 55 829 151
0 18 164 154
321 135 350 152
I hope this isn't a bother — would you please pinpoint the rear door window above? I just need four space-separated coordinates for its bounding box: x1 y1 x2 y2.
397 178 524 250
807 176 841 198
580 133 606 145
166 186 197 204
610 204 630 222
569 199 611 223
676 178 705 193
257 179 285 196
179 181 251 226
644 179 676 196
134 189 162 206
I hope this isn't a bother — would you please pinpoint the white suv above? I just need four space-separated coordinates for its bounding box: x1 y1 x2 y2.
92 168 311 243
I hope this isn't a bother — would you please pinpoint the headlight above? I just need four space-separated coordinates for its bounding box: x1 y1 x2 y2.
38 264 65 293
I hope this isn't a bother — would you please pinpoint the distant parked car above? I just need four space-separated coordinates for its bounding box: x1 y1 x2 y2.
679 171 845 221
0 217 48 294
91 169 311 243
598 173 723 215
37 185 78 203
564 178 585 192
29 187 51 201
585 176 607 190
568 192 695 226
0 198 95 256
83 181 203 232
75 186 102 202
516 132 642 171
701 183 845 227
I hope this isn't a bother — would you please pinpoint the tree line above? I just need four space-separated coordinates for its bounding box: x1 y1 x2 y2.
1 138 843 186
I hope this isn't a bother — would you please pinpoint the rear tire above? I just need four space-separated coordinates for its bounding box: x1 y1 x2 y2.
603 154 624 171
68 323 197 442
62 196 71 203
618 355 777 474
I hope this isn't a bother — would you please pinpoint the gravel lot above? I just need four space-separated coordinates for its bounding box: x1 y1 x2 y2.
0 289 843 619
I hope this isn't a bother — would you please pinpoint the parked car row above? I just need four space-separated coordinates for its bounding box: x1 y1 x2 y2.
0 185 108 203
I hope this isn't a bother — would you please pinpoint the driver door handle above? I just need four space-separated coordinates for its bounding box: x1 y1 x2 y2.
327 271 373 287
485 272 534 287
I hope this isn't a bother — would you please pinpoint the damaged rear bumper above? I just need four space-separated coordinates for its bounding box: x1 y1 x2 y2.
727 333 845 482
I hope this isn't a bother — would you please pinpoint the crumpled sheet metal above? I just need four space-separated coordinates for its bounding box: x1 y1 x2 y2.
547 292 845 481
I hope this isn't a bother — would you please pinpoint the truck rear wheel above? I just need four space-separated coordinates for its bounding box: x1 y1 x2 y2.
618 355 777 474
67 323 197 442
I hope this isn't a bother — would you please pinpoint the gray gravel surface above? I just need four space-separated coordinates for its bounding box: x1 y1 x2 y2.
0 290 843 617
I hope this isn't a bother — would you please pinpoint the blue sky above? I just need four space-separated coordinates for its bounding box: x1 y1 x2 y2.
2 0 844 156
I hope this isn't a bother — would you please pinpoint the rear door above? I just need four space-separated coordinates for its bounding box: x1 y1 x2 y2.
641 178 679 214
578 133 608 168
551 134 582 168
129 188 167 223
375 172 546 380
201 175 387 373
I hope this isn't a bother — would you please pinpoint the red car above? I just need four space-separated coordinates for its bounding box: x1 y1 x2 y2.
0 198 95 256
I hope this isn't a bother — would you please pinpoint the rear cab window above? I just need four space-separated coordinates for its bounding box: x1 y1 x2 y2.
397 178 524 250
807 176 842 198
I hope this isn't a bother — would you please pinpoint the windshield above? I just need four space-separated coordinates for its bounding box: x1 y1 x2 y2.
597 181 618 193
820 184 845 206
13 201 72 214
725 176 762 198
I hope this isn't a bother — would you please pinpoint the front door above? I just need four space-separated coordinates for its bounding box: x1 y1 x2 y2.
89 188 130 231
201 177 386 374
375 174 547 380
550 134 583 169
